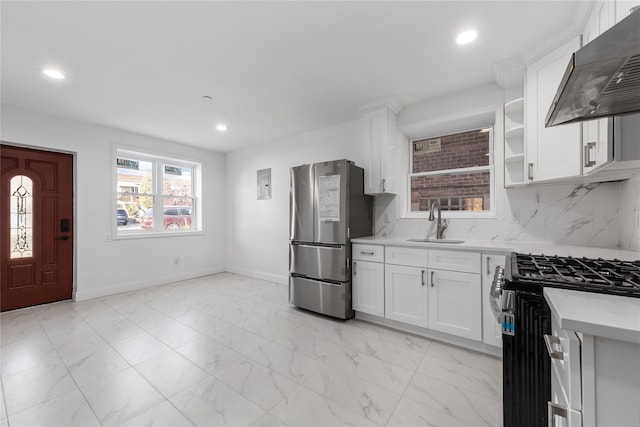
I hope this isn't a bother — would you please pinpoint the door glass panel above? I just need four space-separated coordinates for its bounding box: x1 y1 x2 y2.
9 175 33 258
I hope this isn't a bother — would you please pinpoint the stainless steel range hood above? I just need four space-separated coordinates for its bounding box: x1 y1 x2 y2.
546 9 640 127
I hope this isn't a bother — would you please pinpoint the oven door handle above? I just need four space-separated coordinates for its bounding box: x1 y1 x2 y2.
490 293 502 321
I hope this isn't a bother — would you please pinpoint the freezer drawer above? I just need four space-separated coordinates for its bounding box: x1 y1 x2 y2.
289 276 353 319
289 243 348 282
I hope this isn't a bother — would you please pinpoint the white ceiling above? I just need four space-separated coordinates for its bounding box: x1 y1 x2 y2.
1 1 587 153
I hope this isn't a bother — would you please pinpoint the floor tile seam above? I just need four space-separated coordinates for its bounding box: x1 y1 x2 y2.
410 369 501 401
289 383 383 427
351 319 435 355
79 369 168 427
300 331 422 377
0 378 7 421
309 352 410 396
399 378 496 427
297 363 401 427
131 350 214 400
211 357 295 413
425 351 499 377
3 388 91 424
0 356 82 416
241 341 320 384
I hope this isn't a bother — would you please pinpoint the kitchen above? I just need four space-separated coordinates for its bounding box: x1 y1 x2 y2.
1 1 640 426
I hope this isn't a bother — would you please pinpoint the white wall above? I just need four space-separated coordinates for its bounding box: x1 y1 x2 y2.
224 119 367 284
225 83 633 284
1 104 226 300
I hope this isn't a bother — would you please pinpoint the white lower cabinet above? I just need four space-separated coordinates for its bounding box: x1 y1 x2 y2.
428 269 482 341
352 244 385 317
547 311 640 426
352 243 494 349
384 264 428 327
352 260 384 317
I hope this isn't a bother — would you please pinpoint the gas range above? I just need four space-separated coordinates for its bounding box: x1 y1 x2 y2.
507 253 640 298
494 252 640 426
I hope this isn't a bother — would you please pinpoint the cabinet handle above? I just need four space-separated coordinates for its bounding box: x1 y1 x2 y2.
486 256 490 273
353 261 357 276
584 141 596 168
430 271 435 287
548 402 568 427
381 178 386 192
360 251 375 255
543 334 564 360
528 163 534 180
421 270 425 286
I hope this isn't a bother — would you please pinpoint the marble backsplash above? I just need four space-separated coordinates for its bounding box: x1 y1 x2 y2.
374 180 633 250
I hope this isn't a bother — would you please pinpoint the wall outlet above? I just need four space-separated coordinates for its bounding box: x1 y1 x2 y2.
511 212 520 224
384 213 391 224
104 233 111 242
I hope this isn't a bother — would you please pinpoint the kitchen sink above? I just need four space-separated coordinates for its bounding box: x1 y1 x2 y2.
407 238 465 244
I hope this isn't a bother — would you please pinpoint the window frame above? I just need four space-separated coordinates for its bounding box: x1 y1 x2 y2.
112 146 202 239
406 126 496 219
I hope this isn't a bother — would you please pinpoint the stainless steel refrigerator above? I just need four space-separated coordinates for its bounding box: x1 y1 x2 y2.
289 159 373 319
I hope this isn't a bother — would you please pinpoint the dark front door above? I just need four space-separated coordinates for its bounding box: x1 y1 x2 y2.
1 144 74 311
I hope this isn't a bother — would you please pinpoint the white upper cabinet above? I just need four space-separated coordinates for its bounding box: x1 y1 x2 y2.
615 0 640 22
362 105 403 195
526 36 582 183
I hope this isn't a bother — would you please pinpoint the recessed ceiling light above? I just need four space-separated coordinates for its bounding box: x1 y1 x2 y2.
216 123 228 132
43 68 65 79
480 128 491 133
456 30 477 45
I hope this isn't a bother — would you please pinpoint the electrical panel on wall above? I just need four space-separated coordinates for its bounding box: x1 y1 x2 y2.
257 168 271 200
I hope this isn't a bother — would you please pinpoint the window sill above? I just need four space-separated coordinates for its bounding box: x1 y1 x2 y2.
404 211 497 220
112 230 205 240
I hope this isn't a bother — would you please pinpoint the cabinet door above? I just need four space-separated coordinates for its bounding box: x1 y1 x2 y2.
352 260 384 317
526 37 582 182
428 270 482 341
582 1 614 174
482 254 505 348
384 264 428 327
363 107 400 195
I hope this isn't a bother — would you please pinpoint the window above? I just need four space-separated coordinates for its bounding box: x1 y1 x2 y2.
114 148 200 236
409 127 493 216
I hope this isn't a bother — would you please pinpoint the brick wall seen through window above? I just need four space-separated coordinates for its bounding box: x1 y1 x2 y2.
410 128 492 213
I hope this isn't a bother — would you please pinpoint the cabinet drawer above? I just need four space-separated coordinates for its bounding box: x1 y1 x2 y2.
428 250 481 273
548 317 582 410
352 244 384 262
385 246 428 268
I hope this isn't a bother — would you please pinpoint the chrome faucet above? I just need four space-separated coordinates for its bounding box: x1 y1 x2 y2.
429 200 448 239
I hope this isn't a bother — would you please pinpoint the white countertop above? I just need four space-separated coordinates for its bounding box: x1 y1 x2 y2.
544 288 640 344
351 236 640 261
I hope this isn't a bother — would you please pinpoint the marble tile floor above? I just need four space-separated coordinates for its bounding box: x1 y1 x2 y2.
0 273 502 427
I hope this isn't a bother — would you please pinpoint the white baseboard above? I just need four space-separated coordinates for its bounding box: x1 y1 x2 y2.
225 266 288 285
74 266 226 301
